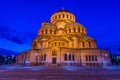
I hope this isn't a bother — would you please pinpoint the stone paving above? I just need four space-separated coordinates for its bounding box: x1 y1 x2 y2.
0 66 120 80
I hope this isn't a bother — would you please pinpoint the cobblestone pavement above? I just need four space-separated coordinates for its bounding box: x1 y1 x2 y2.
0 66 120 80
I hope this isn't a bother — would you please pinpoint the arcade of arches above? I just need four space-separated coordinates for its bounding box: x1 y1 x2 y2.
16 9 111 66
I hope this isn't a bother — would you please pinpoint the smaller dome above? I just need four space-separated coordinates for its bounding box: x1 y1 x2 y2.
65 22 85 28
42 22 57 28
80 36 95 41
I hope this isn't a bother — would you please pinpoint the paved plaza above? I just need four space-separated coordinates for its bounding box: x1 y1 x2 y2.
0 65 120 80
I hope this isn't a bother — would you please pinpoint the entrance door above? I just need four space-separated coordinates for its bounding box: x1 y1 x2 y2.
52 58 56 64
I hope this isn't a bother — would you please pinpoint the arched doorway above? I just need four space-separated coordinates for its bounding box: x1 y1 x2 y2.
52 50 57 64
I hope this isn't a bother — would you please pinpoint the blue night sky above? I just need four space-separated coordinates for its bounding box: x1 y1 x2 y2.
0 0 120 55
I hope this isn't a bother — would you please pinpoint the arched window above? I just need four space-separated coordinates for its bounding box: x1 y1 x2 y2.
92 55 94 61
54 30 56 34
64 54 67 61
82 42 85 47
59 42 60 46
70 15 72 19
50 30 52 34
69 29 71 33
33 41 37 48
55 15 57 19
46 30 47 34
89 41 91 47
95 55 97 61
69 54 71 60
73 28 75 32
52 50 57 56
63 14 65 18
89 55 91 61
86 55 88 61
59 14 61 18
66 14 68 18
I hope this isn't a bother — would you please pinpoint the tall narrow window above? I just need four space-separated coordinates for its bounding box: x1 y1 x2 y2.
86 55 88 61
92 55 94 61
54 30 56 34
82 42 85 47
63 14 65 18
52 50 57 56
89 55 91 61
66 14 68 18
69 29 71 33
95 55 97 61
70 15 72 19
89 41 91 47
59 14 61 18
64 54 67 61
50 30 52 34
46 30 47 34
69 54 71 61
73 28 75 32
72 54 74 61
55 15 57 19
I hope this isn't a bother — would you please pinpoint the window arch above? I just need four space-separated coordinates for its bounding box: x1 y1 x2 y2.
64 54 67 61
59 14 61 18
89 55 91 61
70 15 72 19
63 14 65 18
92 55 94 61
52 50 57 56
95 55 97 61
86 55 88 61
82 42 85 47
50 30 52 34
66 14 68 18
69 54 71 60
55 15 57 19
46 30 47 34
89 41 91 47
69 29 71 33
73 28 75 32
54 30 56 34
33 41 37 48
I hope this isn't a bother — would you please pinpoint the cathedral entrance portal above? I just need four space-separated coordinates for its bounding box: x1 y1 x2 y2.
52 58 57 64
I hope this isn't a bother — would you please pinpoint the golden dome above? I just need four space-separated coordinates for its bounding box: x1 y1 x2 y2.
50 8 76 24
65 22 85 28
41 22 57 28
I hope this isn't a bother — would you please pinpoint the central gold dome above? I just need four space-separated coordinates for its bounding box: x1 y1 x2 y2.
50 9 76 24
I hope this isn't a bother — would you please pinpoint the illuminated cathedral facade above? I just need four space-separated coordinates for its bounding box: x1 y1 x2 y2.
16 9 111 66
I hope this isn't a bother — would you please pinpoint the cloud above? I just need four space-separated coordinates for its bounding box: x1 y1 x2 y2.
0 38 30 52
0 25 36 52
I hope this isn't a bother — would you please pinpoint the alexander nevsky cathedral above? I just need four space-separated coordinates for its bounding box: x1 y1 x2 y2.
16 9 111 66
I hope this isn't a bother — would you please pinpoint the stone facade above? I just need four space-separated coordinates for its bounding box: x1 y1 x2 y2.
16 9 111 66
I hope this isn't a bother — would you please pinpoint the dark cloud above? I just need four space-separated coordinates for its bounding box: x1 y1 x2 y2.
0 25 36 45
